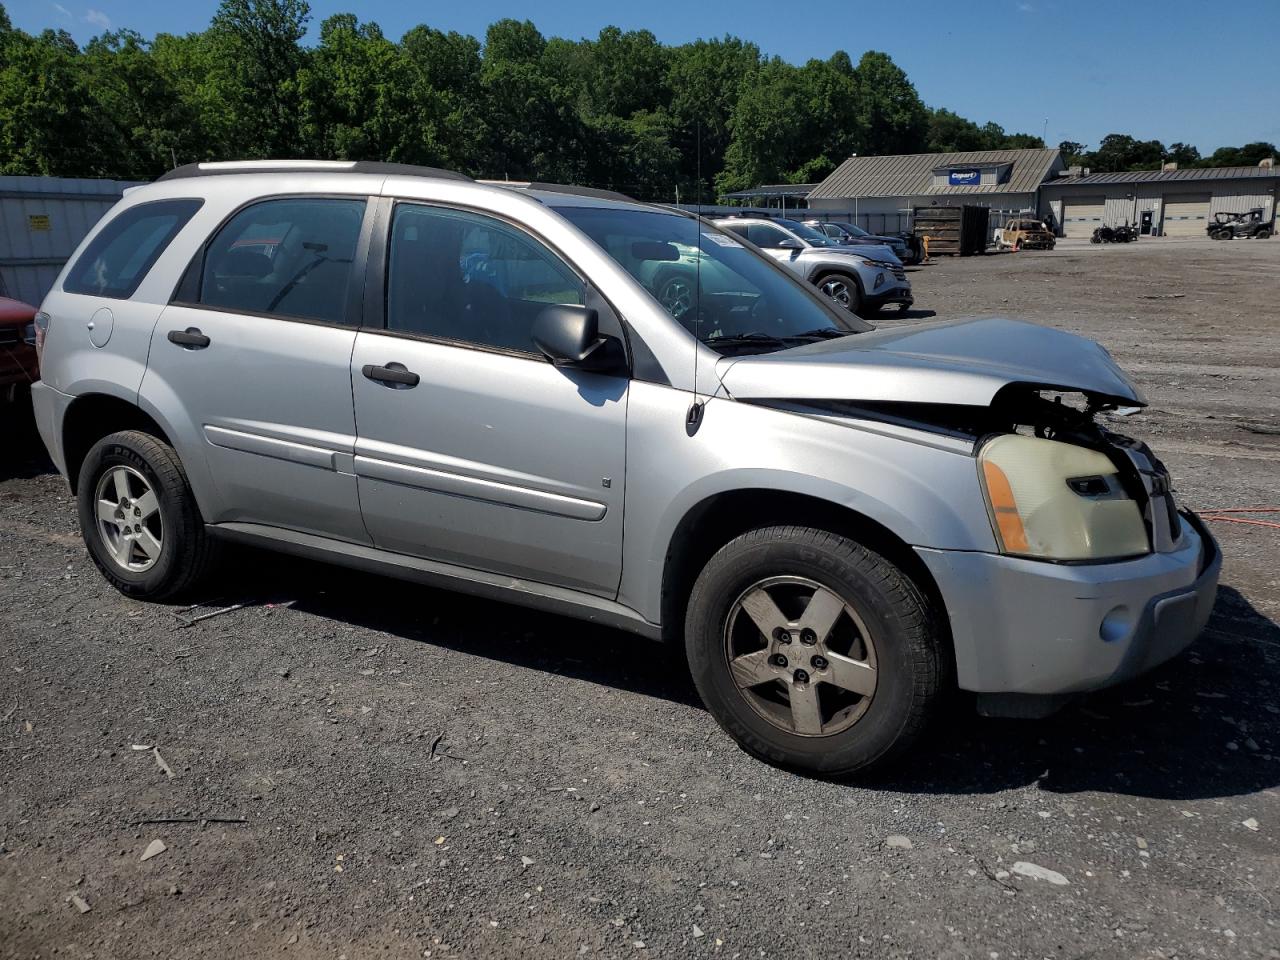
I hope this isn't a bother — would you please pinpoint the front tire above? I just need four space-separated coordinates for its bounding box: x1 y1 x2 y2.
817 272 861 316
685 526 944 776
77 430 215 600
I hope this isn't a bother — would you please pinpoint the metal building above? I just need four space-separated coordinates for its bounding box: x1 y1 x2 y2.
1 175 141 305
806 149 1064 234
1041 164 1279 238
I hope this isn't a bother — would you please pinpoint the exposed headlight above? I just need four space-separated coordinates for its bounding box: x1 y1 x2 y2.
978 434 1149 561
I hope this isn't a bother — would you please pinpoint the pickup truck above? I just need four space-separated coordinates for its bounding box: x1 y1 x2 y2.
994 218 1056 251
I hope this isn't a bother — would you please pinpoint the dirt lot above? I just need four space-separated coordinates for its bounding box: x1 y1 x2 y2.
2 237 1277 959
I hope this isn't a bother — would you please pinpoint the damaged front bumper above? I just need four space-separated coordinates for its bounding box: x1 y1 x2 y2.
915 511 1220 713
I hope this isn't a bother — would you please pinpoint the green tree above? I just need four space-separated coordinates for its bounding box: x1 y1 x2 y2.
850 51 928 156
206 0 310 157
1203 141 1276 167
1090 133 1166 171
0 22 105 175
1058 140 1088 166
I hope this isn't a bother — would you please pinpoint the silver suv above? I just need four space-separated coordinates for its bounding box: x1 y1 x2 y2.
714 216 912 316
31 161 1218 776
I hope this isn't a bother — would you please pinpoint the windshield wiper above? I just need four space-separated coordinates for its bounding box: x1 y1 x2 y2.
705 333 788 347
785 327 854 341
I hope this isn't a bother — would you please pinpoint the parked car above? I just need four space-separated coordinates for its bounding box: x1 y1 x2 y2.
1 295 40 403
994 218 1056 251
1208 208 1273 241
804 219 917 264
713 216 912 316
32 161 1219 776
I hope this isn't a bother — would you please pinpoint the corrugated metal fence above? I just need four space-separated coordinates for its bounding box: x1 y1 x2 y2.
1 176 143 305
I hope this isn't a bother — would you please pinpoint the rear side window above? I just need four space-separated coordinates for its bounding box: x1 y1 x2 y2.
63 198 202 299
190 198 366 325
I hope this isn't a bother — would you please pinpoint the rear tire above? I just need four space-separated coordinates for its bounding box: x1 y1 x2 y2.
685 525 944 776
1256 228 1271 240
77 430 215 600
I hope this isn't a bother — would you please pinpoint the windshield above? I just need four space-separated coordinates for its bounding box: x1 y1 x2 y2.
557 206 870 352
845 223 871 238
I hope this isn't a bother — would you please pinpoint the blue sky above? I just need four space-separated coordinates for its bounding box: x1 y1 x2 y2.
8 0 1276 154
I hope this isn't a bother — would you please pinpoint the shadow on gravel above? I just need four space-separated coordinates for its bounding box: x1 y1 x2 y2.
214 549 1276 800
0 397 54 481
224 546 705 710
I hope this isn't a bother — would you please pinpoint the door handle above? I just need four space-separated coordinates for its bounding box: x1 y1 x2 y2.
362 362 420 388
167 327 211 349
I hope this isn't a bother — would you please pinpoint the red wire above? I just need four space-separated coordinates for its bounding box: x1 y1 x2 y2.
1201 516 1280 529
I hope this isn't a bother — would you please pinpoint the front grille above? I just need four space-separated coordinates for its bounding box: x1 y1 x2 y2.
891 266 907 282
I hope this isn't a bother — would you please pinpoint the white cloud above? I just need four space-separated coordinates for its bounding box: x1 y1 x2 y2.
53 3 73 17
1017 1 1035 10
84 8 111 30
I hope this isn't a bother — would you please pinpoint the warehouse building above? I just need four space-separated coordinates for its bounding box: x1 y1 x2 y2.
1041 163 1279 238
805 148 1064 234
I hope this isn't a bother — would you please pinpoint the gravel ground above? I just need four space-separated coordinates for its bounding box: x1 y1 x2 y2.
2 237 1277 960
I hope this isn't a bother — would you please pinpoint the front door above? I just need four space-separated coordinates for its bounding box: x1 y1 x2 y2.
350 201 628 597
145 196 372 542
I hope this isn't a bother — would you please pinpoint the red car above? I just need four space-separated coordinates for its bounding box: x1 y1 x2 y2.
1 296 40 400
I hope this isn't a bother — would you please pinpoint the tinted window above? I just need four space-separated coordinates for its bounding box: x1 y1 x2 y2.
745 223 792 248
387 204 584 354
64 198 202 299
195 198 366 325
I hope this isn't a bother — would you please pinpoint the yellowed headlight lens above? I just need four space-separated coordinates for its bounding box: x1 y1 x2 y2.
978 434 1150 561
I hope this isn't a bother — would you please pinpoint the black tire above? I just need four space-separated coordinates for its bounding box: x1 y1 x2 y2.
815 272 861 315
77 429 215 600
1256 228 1271 240
685 525 944 776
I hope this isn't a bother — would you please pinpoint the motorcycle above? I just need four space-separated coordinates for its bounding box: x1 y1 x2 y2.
1090 222 1138 244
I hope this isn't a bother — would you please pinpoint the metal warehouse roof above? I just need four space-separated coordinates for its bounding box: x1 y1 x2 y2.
1043 164 1279 187
809 148 1061 200
722 183 816 199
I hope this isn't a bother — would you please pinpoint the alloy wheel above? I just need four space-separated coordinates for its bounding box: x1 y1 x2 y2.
820 277 853 308
94 465 163 572
723 575 877 737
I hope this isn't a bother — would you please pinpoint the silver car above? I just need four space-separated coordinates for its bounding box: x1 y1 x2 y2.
714 216 913 316
30 161 1219 776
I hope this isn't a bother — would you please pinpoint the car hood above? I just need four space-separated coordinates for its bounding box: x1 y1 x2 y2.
716 317 1146 408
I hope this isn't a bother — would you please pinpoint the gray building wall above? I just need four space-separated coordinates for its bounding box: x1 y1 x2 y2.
809 192 1038 235
1 175 141 304
1042 177 1278 236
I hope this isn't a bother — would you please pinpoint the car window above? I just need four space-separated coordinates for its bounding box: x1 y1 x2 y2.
387 203 585 354
194 198 366 325
64 199 203 299
746 223 792 248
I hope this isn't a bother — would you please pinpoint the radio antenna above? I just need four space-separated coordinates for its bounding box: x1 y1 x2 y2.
687 120 705 430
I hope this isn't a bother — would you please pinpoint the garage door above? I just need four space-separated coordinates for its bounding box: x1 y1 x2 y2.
1161 195 1210 236
1062 197 1107 238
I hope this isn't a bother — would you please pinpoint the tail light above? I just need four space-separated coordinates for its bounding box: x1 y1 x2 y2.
32 311 50 361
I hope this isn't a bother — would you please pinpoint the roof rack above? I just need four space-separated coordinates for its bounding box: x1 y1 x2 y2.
157 160 470 182
478 180 636 203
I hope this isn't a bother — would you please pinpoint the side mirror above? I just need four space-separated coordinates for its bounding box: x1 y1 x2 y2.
775 238 803 250
532 304 619 370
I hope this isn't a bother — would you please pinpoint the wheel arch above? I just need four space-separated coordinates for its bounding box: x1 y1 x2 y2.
62 393 174 491
658 488 953 667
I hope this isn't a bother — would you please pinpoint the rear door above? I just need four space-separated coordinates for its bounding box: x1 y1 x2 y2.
349 200 629 597
144 196 373 542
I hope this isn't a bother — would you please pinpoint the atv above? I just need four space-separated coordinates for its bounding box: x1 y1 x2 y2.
1209 208 1273 240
